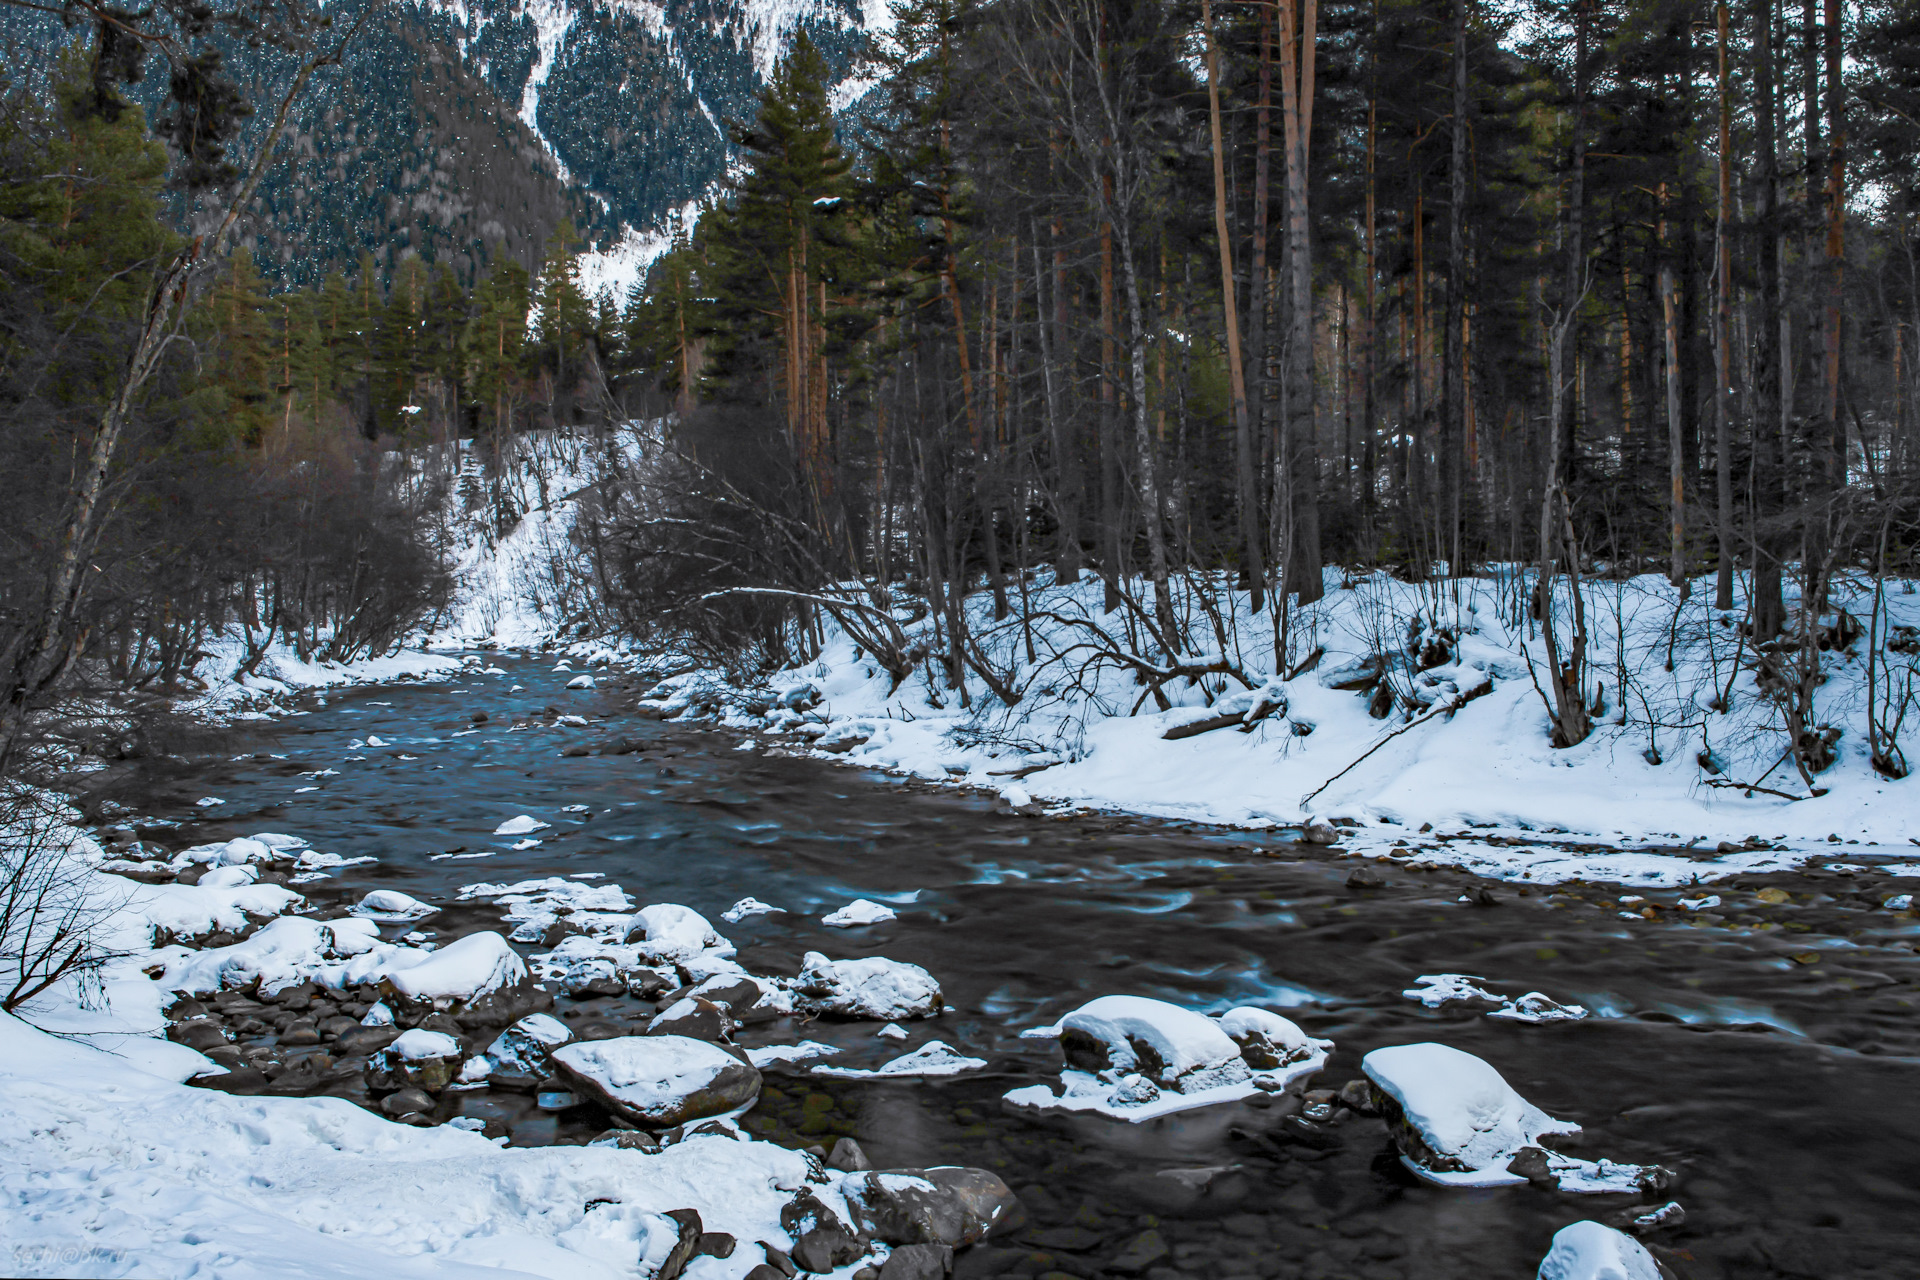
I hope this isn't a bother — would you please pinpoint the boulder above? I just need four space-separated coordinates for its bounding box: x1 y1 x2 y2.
822 899 897 928
551 1035 761 1129
646 996 732 1042
484 1013 574 1077
1215 1007 1317 1071
365 1028 464 1093
878 1244 952 1280
623 903 734 965
793 952 942 1020
843 1167 1021 1248
1362 1043 1578 1187
351 889 437 922
1535 1221 1664 1280
1056 996 1250 1094
383 930 542 1024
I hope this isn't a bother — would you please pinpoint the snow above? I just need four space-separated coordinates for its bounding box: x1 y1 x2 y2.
386 930 526 1003
821 898 897 928
458 876 634 943
814 1040 987 1078
794 952 942 1020
1008 997 1330 1123
1535 1221 1664 1280
351 888 438 922
625 903 734 963
485 1014 574 1074
0 1010 853 1280
566 674 595 689
493 815 549 835
1405 974 1587 1023
634 567 1920 887
877 1022 908 1041
550 1035 756 1126
160 916 400 995
1361 1043 1579 1187
744 1041 840 1068
721 897 784 923
390 1028 462 1060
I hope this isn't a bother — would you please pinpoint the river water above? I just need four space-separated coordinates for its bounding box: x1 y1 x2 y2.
115 656 1920 1278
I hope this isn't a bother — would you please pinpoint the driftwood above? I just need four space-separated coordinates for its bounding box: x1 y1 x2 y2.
1162 702 1281 740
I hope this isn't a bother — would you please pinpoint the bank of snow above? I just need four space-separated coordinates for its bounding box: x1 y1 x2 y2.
629 567 1920 887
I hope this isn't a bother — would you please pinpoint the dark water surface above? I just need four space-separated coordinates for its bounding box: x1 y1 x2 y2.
118 657 1920 1278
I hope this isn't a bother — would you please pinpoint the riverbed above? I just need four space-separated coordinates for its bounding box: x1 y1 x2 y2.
104 655 1920 1279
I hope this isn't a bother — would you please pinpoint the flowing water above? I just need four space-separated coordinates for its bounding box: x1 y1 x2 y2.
108 656 1920 1278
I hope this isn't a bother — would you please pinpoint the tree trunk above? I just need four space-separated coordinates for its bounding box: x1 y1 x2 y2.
1277 0 1324 604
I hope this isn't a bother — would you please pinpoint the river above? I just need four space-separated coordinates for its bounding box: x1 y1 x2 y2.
108 655 1920 1279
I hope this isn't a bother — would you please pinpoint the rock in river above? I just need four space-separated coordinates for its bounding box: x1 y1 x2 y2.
484 1013 574 1078
383 930 542 1023
793 952 943 1020
1535 1220 1663 1280
366 1028 464 1093
551 1035 761 1129
843 1167 1022 1248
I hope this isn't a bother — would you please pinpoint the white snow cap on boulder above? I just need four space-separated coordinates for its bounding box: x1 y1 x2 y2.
1362 1042 1579 1187
386 930 526 1003
624 903 734 962
566 674 595 689
172 836 275 867
1059 996 1249 1092
493 815 549 836
794 952 943 1019
1536 1221 1664 1280
721 897 784 923
822 898 897 928
389 1029 461 1061
351 888 436 921
552 1035 761 1128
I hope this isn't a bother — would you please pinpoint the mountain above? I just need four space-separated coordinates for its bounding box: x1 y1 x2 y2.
11 0 882 288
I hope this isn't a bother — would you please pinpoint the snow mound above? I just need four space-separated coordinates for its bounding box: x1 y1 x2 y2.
1536 1221 1664 1280
814 1040 987 1078
551 1035 761 1129
1007 996 1330 1122
493 814 549 836
794 952 943 1020
722 897 785 923
821 898 897 928
565 674 595 689
458 876 634 943
385 930 527 1007
1488 992 1589 1023
171 837 276 867
161 916 391 995
1405 973 1502 1007
390 1028 461 1060
1362 1042 1579 1187
624 903 735 964
350 889 436 922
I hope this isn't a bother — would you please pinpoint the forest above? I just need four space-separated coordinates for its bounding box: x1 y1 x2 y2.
10 0 1920 781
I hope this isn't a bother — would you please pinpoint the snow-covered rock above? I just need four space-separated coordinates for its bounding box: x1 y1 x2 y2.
196 865 258 889
1404 973 1502 1007
551 1035 761 1129
1536 1221 1664 1280
1488 992 1589 1023
367 1029 466 1093
384 930 539 1022
815 1041 987 1079
722 896 784 923
390 1029 461 1060
458 876 634 943
1362 1043 1579 1187
746 1041 841 1068
822 898 897 928
492 814 549 836
484 1013 574 1077
565 674 595 689
841 1167 1021 1249
793 952 943 1020
161 916 386 995
171 837 276 868
623 903 735 964
1006 996 1331 1122
350 888 436 922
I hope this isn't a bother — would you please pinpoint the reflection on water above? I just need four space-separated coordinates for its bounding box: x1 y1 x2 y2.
118 657 1920 1279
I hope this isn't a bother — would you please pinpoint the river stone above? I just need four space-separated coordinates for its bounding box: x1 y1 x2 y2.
878 1243 951 1279
380 1087 436 1118
335 1025 400 1056
381 930 545 1025
486 1013 574 1075
829 1137 874 1173
1108 1228 1170 1275
170 1020 228 1052
790 1224 864 1273
551 1035 760 1129
365 1029 464 1093
646 996 732 1042
1535 1220 1663 1280
843 1167 1022 1248
793 952 943 1020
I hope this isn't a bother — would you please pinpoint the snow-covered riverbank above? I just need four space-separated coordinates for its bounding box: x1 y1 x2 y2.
595 568 1920 888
